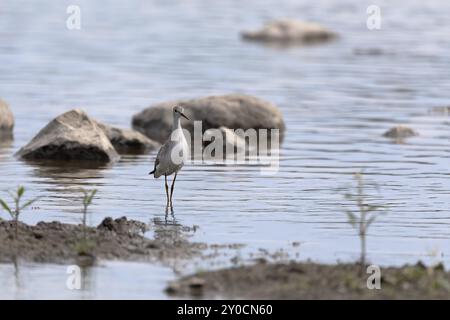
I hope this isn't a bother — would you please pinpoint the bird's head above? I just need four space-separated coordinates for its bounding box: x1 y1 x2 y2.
173 105 190 120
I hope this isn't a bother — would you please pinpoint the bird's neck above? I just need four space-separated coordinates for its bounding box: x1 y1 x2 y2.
171 115 185 142
172 115 181 131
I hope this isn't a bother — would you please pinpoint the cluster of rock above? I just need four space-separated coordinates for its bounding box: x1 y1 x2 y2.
16 109 158 163
12 95 285 164
7 18 428 166
7 91 425 165
3 19 337 165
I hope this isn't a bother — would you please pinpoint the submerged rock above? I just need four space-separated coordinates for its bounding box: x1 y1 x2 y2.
241 19 336 45
96 122 158 154
132 94 285 144
430 106 450 115
16 109 119 162
383 125 418 139
0 99 14 136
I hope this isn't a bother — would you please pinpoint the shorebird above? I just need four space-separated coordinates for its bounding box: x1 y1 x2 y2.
150 106 190 209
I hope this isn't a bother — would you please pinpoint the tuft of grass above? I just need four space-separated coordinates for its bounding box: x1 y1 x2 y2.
76 188 97 256
0 186 40 239
81 188 97 239
74 239 95 256
344 172 386 270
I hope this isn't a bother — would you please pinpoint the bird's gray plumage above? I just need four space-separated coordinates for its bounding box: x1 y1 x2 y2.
149 106 190 209
151 139 187 178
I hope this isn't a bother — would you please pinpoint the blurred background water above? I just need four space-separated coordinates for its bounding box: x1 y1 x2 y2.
1 0 450 299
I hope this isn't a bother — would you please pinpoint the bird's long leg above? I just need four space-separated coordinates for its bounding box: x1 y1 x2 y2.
164 175 170 208
169 171 178 208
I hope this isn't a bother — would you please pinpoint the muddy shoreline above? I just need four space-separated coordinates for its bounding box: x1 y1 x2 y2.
167 261 450 299
2 217 449 299
0 216 205 265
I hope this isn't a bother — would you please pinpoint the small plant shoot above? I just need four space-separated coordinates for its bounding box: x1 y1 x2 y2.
344 172 386 269
77 188 97 256
0 186 40 239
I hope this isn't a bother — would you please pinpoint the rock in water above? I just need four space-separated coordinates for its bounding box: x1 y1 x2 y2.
96 122 159 154
204 126 247 154
16 109 119 162
383 125 418 139
132 94 285 144
241 19 336 45
0 99 14 135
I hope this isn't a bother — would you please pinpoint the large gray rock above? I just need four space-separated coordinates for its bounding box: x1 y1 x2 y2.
96 122 159 154
241 19 336 45
16 109 119 162
132 94 285 144
0 99 14 134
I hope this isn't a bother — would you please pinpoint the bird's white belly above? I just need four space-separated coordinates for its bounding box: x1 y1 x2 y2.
156 140 189 177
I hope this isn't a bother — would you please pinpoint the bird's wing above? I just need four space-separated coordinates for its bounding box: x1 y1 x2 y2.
152 155 159 173
153 146 163 173
153 140 173 173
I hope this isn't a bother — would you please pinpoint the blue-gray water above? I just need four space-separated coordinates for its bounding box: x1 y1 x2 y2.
1 0 450 299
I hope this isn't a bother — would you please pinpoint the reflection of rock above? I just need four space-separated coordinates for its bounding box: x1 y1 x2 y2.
241 19 336 45
0 99 14 135
383 126 418 139
16 109 119 163
95 122 158 154
132 94 285 144
23 161 108 213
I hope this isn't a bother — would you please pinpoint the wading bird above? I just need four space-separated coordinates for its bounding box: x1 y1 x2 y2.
150 106 190 210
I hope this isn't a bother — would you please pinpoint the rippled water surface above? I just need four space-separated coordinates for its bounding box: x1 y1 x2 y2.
1 0 450 298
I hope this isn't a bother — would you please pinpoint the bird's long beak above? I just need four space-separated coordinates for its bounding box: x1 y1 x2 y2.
180 112 190 120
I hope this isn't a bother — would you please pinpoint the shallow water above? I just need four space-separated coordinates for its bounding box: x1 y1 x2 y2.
0 261 174 299
1 0 450 298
